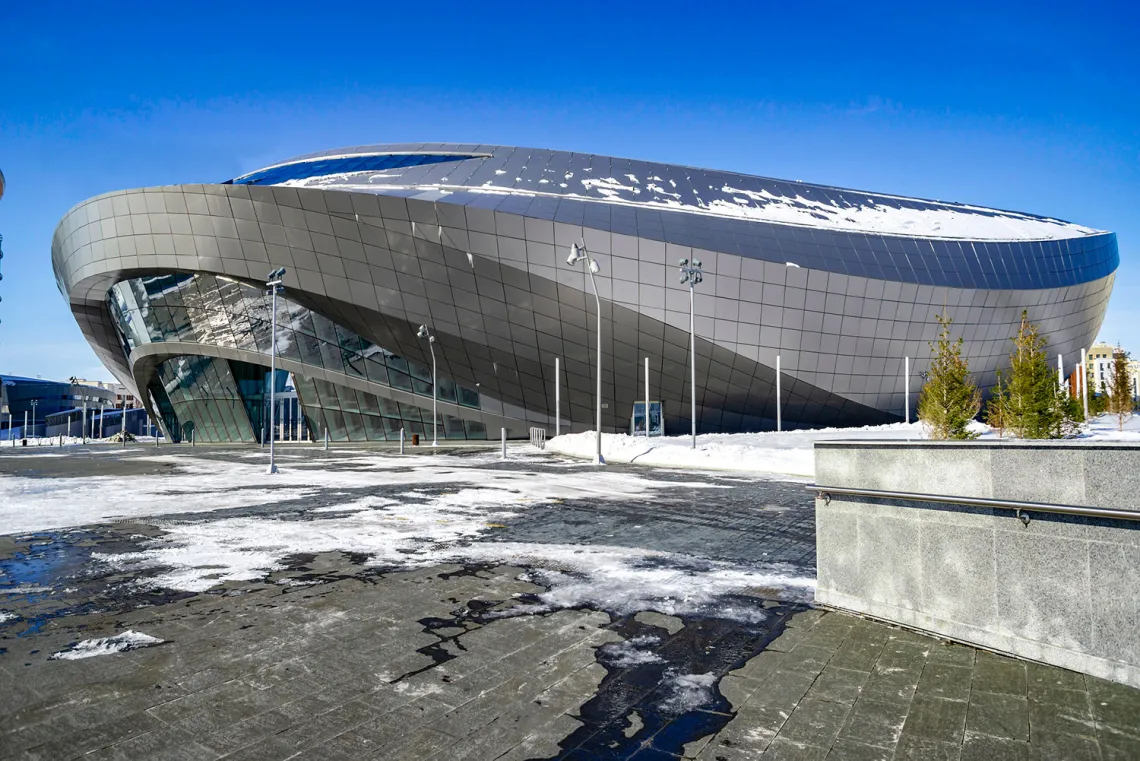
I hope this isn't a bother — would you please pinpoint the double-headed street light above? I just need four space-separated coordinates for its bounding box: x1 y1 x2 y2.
567 242 605 465
417 324 439 447
266 267 286 474
679 258 703 449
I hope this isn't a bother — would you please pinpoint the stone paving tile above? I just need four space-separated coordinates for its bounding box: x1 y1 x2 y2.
965 691 1029 741
916 663 974 702
960 731 1029 761
834 698 908 749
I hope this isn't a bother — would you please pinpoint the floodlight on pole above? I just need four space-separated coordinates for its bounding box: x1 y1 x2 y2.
679 258 704 449
417 324 439 446
567 242 605 465
266 267 286 474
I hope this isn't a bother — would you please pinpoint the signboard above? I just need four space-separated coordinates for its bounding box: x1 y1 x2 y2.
631 401 664 436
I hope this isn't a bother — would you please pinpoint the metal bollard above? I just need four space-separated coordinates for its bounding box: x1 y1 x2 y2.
501 427 507 459
399 427 405 455
323 428 329 451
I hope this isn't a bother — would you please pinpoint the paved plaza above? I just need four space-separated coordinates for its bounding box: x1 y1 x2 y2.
0 446 1137 759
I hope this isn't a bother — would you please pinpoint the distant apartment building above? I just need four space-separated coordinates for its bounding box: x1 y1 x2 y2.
71 379 140 408
1086 342 1139 399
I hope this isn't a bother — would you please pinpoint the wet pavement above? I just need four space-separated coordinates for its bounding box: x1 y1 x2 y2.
1 444 1138 759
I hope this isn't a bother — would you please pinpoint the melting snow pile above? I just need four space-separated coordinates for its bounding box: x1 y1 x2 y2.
598 636 664 668
547 414 1140 478
547 422 928 478
49 630 164 660
658 672 719 714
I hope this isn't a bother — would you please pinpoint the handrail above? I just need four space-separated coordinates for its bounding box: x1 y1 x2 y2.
807 485 1140 523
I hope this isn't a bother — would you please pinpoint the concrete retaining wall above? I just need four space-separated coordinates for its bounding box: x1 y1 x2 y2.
814 441 1140 688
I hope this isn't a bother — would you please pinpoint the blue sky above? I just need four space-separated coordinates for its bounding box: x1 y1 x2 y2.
1 1 1137 381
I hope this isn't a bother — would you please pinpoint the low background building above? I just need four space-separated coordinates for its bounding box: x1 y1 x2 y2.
0 375 117 438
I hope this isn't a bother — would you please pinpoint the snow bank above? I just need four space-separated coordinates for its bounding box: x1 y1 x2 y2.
547 422 928 478
49 631 164 660
547 415 1140 479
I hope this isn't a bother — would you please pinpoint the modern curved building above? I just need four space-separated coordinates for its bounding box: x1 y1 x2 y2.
51 144 1117 442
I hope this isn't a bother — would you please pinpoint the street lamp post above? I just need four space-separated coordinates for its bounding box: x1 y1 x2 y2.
29 399 38 440
679 258 704 449
265 267 286 474
567 242 605 465
417 324 439 446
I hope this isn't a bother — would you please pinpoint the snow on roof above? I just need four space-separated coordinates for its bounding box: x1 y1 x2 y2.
248 144 1102 243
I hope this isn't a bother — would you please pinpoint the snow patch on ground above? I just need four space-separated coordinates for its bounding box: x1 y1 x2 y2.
0 611 17 623
460 543 814 618
598 638 664 668
49 630 164 660
658 671 718 714
547 415 1140 478
93 469 729 595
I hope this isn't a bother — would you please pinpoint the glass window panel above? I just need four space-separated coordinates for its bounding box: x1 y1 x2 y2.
398 403 423 422
344 352 367 379
342 411 365 441
325 409 348 441
365 357 390 386
357 390 380 416
444 415 465 439
378 397 401 418
437 377 457 403
319 340 344 374
362 414 386 441
458 386 481 408
389 370 413 392
337 384 360 413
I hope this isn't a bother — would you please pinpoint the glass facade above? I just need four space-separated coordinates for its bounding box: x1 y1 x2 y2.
110 273 485 442
227 153 476 186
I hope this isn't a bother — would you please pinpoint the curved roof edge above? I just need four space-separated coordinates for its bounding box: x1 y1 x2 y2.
238 143 1106 243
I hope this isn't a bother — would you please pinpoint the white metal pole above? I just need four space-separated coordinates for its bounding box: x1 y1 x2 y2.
905 356 910 424
1081 348 1089 419
554 357 560 437
121 396 126 447
644 356 650 438
1057 354 1064 390
99 405 105 438
23 411 28 440
776 355 782 432
82 401 87 444
587 260 604 465
501 427 507 459
400 427 405 455
267 284 278 474
430 339 438 447
689 281 696 449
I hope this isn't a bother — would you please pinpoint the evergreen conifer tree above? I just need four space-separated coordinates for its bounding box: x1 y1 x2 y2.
984 369 1007 437
918 313 981 439
1108 347 1134 431
998 311 1075 438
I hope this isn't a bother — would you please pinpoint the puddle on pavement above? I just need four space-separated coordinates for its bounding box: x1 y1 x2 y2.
379 563 807 759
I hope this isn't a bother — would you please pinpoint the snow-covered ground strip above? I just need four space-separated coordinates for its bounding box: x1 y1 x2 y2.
546 414 1140 479
48 631 164 660
0 449 669 534
1 446 814 617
